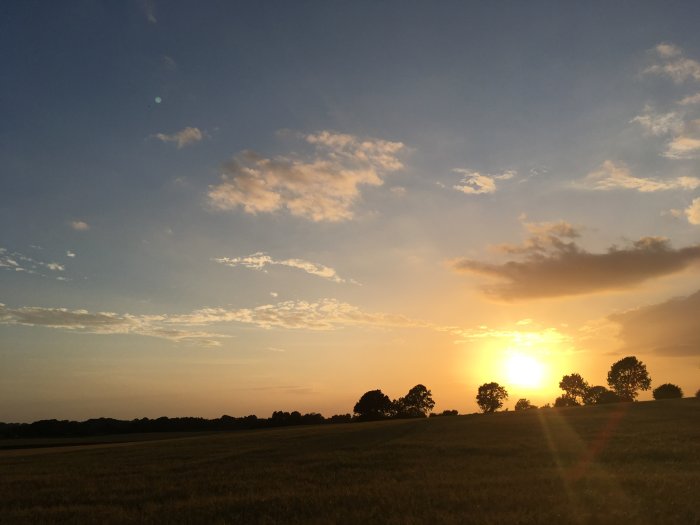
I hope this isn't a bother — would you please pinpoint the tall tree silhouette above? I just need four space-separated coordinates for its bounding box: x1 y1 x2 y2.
559 373 589 405
395 384 436 418
607 356 651 401
476 382 508 413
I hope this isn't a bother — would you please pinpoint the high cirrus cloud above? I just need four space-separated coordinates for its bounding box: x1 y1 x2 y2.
207 131 405 222
451 221 700 300
609 290 700 357
452 169 516 195
153 127 204 148
580 161 700 192
213 253 352 284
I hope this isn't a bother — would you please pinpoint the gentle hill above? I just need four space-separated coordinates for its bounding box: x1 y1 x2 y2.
1 399 698 524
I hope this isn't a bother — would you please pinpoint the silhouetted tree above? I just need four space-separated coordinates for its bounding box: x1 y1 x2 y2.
653 383 683 400
476 382 508 413
554 396 578 408
394 384 435 418
597 390 622 404
353 389 394 420
514 398 536 411
696 389 700 399
583 385 609 405
607 356 651 401
559 373 589 405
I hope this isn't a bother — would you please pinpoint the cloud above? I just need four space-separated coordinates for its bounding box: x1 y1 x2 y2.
452 169 516 195
168 299 428 331
609 290 700 356
207 131 405 222
66 250 76 258
630 106 684 136
140 0 157 23
662 119 700 159
214 253 352 284
580 161 700 192
153 127 204 149
645 43 700 83
0 297 440 348
71 220 90 231
1 249 68 279
678 92 700 105
0 303 223 346
684 198 700 225
451 222 700 300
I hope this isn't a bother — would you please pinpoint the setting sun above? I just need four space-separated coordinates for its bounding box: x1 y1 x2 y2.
505 353 545 388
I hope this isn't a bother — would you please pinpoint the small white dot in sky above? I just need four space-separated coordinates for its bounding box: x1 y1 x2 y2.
155 96 162 104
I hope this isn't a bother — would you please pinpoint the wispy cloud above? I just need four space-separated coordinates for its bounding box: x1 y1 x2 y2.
579 161 700 192
71 220 90 231
645 42 700 83
684 198 700 225
678 91 700 105
140 0 157 24
66 250 76 258
0 248 68 279
0 298 435 345
0 303 223 346
153 127 204 149
207 131 405 222
213 253 353 284
662 119 700 159
610 290 700 357
451 222 700 300
630 106 684 136
452 169 516 195
168 299 428 331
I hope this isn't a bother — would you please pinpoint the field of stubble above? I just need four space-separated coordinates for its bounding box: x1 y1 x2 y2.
1 399 698 524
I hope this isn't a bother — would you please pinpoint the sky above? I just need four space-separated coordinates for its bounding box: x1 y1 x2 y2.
2 1 700 422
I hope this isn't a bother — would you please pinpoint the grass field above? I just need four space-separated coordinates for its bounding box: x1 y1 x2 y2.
1 399 698 524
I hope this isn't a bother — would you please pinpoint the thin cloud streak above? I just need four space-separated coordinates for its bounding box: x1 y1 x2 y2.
213 253 354 284
153 127 204 148
580 161 700 192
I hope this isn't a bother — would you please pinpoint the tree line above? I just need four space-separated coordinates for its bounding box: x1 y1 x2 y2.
1 357 696 439
477 355 692 413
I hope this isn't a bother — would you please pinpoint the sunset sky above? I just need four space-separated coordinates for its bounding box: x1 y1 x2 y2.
2 2 700 422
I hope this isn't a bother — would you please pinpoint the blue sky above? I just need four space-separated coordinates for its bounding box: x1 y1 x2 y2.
2 1 700 421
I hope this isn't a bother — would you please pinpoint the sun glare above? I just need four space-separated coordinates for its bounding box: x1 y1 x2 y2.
505 353 544 388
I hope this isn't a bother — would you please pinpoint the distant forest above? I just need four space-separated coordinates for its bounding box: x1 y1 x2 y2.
2 357 695 440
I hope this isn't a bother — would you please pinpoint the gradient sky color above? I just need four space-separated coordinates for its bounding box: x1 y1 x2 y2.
2 1 700 422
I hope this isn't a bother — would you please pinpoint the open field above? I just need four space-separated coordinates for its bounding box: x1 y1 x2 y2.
1 399 698 524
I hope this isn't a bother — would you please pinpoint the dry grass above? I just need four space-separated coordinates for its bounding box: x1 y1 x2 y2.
1 399 698 524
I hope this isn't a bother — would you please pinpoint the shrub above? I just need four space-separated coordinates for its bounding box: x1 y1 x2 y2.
652 383 683 400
